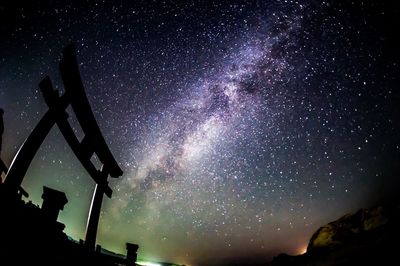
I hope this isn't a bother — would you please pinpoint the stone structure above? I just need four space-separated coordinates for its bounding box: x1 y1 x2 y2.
41 186 68 222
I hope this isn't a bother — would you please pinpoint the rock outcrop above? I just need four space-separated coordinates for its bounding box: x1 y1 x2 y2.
308 205 388 251
270 204 400 266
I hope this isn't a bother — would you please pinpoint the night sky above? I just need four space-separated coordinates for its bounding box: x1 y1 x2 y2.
1 1 399 265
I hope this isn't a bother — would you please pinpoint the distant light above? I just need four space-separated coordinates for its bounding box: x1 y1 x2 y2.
136 261 162 266
298 245 307 255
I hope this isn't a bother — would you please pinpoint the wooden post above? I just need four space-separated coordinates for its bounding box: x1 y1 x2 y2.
85 166 108 250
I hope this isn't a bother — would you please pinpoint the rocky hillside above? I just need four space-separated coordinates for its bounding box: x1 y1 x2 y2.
270 204 400 265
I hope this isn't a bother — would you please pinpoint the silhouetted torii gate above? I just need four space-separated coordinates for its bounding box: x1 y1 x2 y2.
2 44 123 250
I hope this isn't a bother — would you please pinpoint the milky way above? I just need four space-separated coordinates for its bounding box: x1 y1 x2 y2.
0 1 399 265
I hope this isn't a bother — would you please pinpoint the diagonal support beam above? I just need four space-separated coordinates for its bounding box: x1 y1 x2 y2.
3 96 69 197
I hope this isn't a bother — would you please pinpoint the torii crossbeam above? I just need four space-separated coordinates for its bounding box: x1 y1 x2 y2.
2 44 123 250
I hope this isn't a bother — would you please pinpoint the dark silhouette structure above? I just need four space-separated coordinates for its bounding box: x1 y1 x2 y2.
86 181 106 250
0 45 139 265
41 186 68 222
2 44 121 247
126 243 140 266
270 205 400 266
0 108 3 154
0 108 6 177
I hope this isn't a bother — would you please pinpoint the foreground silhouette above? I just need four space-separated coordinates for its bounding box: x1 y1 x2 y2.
270 204 400 266
0 108 6 175
0 45 138 265
0 108 3 153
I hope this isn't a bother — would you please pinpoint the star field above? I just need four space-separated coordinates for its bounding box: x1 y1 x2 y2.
0 1 399 265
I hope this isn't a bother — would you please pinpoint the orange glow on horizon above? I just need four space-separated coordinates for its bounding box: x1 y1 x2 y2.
298 245 308 255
